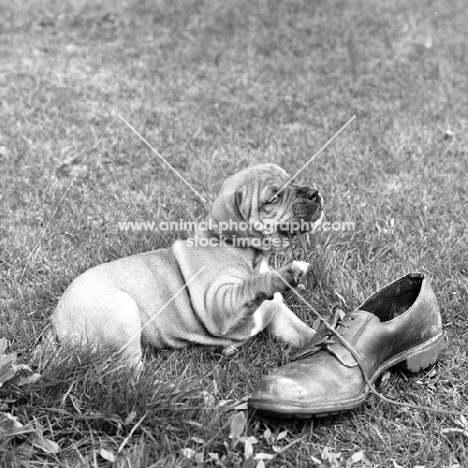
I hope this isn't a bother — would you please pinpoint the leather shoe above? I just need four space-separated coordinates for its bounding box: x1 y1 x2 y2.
249 273 446 418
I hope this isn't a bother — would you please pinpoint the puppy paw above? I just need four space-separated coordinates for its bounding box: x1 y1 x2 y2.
291 261 310 277
276 261 310 290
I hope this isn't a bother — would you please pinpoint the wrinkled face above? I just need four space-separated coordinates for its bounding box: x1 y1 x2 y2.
256 178 323 237
209 163 323 251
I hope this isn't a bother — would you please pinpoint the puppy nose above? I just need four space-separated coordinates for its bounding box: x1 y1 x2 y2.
307 188 319 201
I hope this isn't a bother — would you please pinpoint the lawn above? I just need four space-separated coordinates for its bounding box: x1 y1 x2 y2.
0 0 467 466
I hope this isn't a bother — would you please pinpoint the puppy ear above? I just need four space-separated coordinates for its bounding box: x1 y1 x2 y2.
235 188 248 222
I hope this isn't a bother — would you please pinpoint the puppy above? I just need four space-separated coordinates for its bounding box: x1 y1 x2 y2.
51 163 323 366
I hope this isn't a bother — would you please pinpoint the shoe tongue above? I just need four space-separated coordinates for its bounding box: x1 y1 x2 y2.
290 309 342 361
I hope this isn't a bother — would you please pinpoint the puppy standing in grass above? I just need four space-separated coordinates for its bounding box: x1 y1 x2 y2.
51 164 323 366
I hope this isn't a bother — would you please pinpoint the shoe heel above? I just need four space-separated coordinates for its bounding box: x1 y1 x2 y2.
395 334 446 373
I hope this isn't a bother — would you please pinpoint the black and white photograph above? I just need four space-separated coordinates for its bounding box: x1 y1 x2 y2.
0 1 467 467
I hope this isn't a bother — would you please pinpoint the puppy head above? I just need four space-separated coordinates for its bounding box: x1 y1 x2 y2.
208 163 323 250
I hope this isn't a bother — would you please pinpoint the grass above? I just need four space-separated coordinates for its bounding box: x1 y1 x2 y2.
0 0 467 466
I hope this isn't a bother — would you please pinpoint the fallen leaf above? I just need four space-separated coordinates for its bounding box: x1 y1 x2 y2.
276 430 288 441
244 438 254 460
0 412 23 433
346 450 364 467
125 411 137 424
263 427 272 441
181 448 196 460
441 428 468 437
190 436 205 444
100 448 116 462
32 437 60 454
17 373 42 387
310 455 322 465
254 453 275 460
0 353 16 373
459 414 467 428
321 446 342 465
229 411 246 447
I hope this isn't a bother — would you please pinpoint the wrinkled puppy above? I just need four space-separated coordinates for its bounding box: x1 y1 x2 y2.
51 163 323 366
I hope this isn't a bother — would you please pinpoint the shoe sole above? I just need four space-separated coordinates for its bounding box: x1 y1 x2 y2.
249 331 446 419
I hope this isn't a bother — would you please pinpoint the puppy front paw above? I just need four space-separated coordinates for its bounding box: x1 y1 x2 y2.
276 261 310 290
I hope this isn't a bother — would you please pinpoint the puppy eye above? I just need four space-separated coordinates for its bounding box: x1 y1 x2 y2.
267 193 280 204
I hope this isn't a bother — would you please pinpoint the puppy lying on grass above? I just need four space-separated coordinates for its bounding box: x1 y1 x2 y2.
50 164 323 367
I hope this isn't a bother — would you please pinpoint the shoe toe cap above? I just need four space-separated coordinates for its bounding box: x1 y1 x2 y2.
250 358 365 413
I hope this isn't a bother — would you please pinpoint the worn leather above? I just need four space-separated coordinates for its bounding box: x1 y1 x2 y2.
249 273 444 414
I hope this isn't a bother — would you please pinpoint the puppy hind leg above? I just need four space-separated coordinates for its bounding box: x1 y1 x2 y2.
84 291 145 377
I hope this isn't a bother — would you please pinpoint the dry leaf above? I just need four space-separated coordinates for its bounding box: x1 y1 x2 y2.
441 428 468 437
0 412 24 433
381 372 390 383
32 437 60 454
125 411 137 424
181 448 196 460
276 430 288 441
321 446 342 466
263 427 272 441
17 373 42 387
244 439 254 460
229 411 246 447
311 455 322 465
346 450 364 467
254 453 275 461
100 448 116 462
459 414 467 428
0 338 7 355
